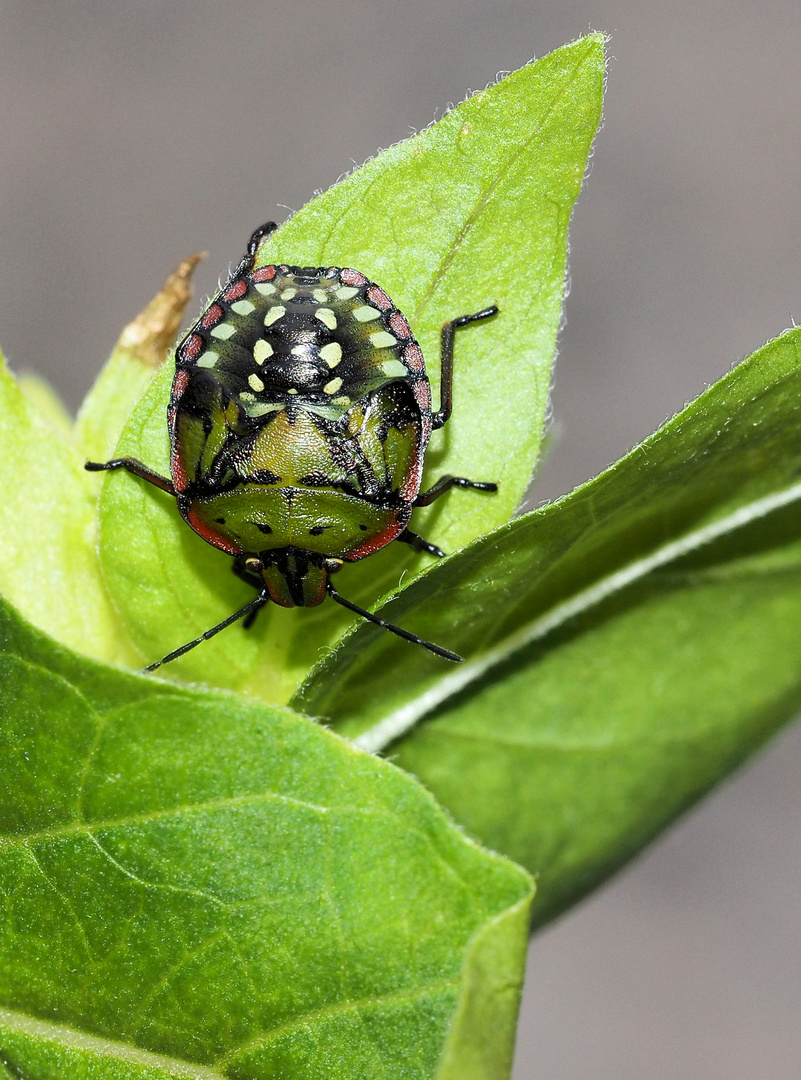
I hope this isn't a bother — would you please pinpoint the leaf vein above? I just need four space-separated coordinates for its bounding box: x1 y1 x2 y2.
213 978 458 1069
356 478 801 753
0 790 331 849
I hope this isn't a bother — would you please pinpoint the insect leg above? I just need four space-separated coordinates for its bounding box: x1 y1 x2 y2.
230 222 280 278
145 593 268 672
236 221 279 276
326 582 463 663
84 458 176 495
432 304 499 430
247 221 278 256
395 528 447 559
232 557 265 629
414 474 497 507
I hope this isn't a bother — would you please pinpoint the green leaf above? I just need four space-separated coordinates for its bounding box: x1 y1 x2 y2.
16 374 74 438
296 326 801 927
0 353 137 667
95 35 605 699
0 1011 225 1080
0 594 532 1080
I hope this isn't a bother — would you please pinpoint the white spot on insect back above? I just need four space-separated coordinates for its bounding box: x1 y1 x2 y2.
231 299 256 315
248 373 265 392
253 340 273 364
324 377 343 395
353 305 381 322
335 285 359 300
255 282 277 295
280 287 297 300
382 359 408 378
315 308 337 330
264 306 286 327
319 342 342 367
196 351 219 368
211 323 236 340
370 331 398 349
313 288 329 303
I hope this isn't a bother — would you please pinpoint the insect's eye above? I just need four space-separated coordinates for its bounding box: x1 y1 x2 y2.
245 557 263 574
324 558 344 575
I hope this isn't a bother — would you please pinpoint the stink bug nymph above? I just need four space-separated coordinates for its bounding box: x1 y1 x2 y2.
87 223 499 669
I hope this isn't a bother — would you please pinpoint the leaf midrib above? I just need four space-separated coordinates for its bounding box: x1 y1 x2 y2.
401 725 742 754
355 477 801 754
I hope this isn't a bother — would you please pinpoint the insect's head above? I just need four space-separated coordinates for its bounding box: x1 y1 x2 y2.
245 549 343 608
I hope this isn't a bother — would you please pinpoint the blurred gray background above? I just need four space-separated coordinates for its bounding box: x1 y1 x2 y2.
1 2 799 1076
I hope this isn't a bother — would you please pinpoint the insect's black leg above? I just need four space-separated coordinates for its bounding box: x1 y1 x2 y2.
232 557 262 588
326 582 463 663
240 222 279 272
232 557 265 629
231 223 280 278
85 458 176 496
248 221 278 256
414 474 498 507
396 528 447 559
432 304 499 430
145 592 268 672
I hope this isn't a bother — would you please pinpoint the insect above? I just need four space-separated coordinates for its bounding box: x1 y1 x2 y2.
86 223 499 670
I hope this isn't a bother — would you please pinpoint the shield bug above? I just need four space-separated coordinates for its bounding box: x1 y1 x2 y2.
86 223 499 669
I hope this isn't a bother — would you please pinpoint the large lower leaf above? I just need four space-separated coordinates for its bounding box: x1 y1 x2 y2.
296 326 801 926
96 35 604 700
0 595 532 1080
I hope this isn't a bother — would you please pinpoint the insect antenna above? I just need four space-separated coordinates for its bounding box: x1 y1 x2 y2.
145 593 268 672
326 583 463 663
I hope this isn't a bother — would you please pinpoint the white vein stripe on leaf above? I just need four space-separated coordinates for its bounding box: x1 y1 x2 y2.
355 478 801 754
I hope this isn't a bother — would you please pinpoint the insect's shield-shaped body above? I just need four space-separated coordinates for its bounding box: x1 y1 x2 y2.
86 223 498 666
169 261 433 606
